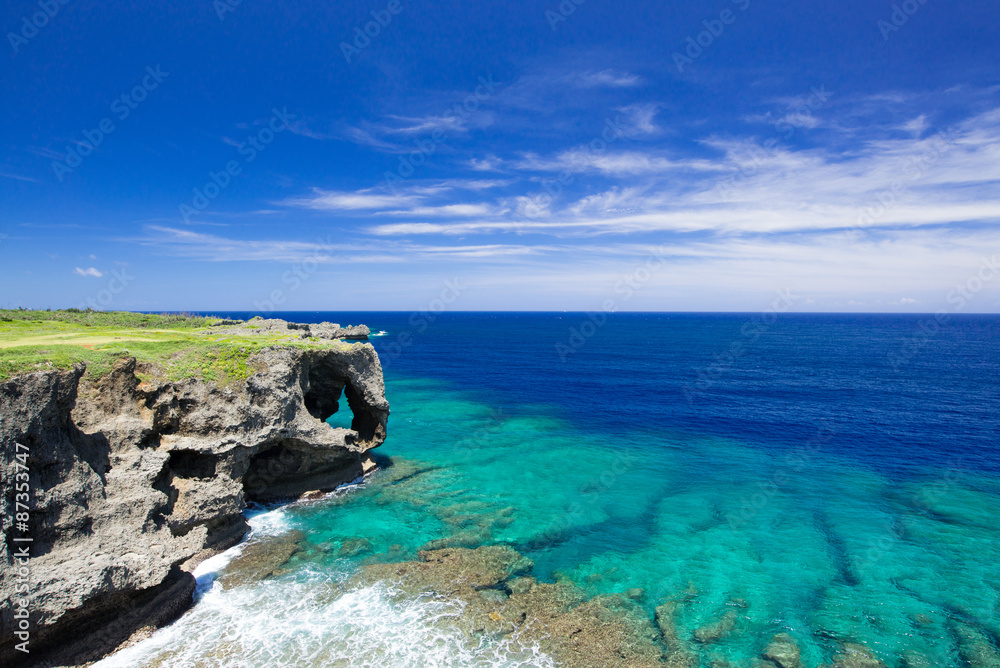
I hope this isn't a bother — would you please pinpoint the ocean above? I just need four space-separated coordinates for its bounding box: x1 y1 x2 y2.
95 313 1000 667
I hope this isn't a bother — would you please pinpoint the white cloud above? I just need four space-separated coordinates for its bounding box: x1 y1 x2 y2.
468 155 505 172
285 188 421 211
901 114 929 136
0 171 37 183
378 204 498 217
74 267 103 277
617 103 661 135
138 226 544 263
515 150 702 176
577 70 643 88
382 114 467 135
776 112 820 129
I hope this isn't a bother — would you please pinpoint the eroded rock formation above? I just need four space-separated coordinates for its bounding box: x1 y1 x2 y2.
0 335 388 666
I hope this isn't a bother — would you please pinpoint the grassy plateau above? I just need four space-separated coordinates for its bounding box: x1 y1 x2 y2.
0 309 353 386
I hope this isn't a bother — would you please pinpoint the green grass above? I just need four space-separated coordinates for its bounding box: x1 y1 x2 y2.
0 309 355 385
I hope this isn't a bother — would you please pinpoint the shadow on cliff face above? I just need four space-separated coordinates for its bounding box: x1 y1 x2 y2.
243 438 364 503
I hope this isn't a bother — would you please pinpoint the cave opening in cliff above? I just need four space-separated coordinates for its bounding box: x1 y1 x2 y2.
324 386 355 430
303 371 382 445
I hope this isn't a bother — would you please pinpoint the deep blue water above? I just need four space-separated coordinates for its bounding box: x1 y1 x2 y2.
108 311 1000 667
209 312 1000 477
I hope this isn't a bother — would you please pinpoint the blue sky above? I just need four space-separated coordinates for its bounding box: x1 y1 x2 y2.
1 0 999 312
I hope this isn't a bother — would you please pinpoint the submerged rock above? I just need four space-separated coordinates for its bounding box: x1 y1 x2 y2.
820 642 888 668
762 632 802 668
337 537 374 558
693 609 738 644
655 600 698 666
955 623 1000 668
216 530 305 588
353 545 666 668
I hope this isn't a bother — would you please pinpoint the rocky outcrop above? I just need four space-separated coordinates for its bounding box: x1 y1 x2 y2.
0 335 388 666
211 318 370 340
352 545 667 668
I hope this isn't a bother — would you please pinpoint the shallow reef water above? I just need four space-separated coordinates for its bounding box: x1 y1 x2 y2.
96 313 1000 667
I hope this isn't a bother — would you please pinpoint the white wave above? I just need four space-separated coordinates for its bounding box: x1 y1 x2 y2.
244 504 293 538
370 330 389 337
93 575 555 668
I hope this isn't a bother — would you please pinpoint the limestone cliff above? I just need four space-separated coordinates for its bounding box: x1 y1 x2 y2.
0 330 389 666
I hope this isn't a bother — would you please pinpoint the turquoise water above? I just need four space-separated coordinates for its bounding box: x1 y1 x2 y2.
96 314 1000 667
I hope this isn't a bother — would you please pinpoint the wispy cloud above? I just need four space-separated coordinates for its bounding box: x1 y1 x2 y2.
137 225 546 263
377 204 500 217
381 114 468 135
617 103 661 136
468 155 505 172
74 267 104 277
576 70 644 88
284 188 421 211
514 149 709 175
0 172 37 183
358 106 1000 238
